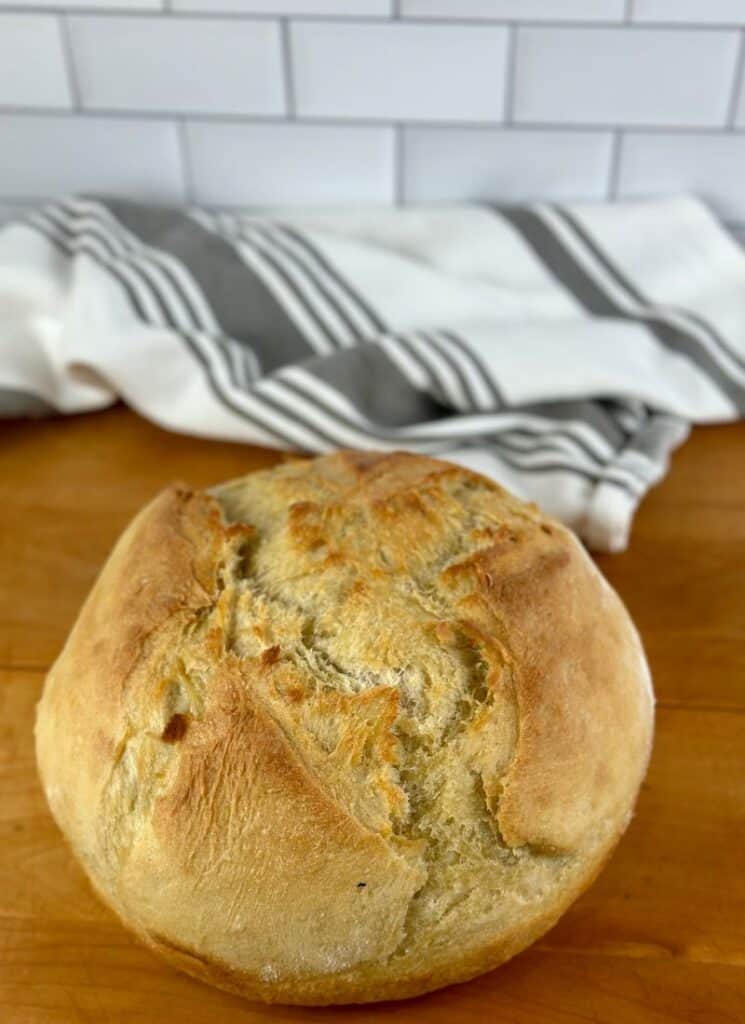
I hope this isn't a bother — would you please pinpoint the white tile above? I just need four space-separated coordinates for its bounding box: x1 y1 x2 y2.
0 1 162 7
291 21 507 121
0 15 71 108
0 116 185 202
514 27 739 126
633 0 745 23
737 63 745 125
173 0 390 12
618 132 745 221
186 121 394 206
402 0 624 20
68 16 284 115
403 127 613 203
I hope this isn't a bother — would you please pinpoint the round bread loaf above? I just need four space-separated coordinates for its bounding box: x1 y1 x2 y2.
35 451 653 1005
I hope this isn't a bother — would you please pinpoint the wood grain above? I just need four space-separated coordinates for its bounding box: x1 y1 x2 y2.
0 407 282 670
1 406 744 1022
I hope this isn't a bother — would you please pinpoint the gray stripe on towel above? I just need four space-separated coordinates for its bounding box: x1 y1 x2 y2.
106 200 316 374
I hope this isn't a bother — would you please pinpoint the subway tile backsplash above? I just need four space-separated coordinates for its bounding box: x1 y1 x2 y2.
291 21 508 121
401 1 626 20
68 16 285 115
0 116 185 202
173 1 392 12
4 0 162 7
0 2 743 235
513 27 740 127
632 0 745 24
402 128 613 204
736 70 745 126
186 122 395 207
0 15 72 109
618 132 745 222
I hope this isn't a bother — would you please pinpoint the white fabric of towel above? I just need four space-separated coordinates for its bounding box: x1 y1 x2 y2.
1 194 743 551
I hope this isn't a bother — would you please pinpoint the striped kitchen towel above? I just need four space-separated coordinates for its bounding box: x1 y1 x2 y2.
1 195 743 551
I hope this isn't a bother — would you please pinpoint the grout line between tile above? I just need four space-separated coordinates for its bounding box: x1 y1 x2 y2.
726 29 745 127
1 10 744 28
280 18 295 119
2 107 744 134
503 23 517 124
57 13 81 111
608 129 623 199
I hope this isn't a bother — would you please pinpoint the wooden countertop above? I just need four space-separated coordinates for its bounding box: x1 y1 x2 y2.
1 406 744 1024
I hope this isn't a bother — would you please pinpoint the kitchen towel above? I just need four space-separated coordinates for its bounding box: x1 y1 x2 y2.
1 195 743 551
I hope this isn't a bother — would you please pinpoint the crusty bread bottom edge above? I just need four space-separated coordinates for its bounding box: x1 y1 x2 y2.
81 824 626 1006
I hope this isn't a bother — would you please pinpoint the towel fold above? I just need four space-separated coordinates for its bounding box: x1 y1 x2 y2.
1 194 743 551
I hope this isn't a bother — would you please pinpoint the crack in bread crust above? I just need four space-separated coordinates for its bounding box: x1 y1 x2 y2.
209 458 566 957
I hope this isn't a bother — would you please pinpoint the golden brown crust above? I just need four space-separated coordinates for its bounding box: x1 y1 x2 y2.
35 451 653 1005
34 486 223 867
131 832 621 1006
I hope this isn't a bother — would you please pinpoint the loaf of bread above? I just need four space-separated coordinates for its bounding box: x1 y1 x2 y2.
35 451 653 1005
